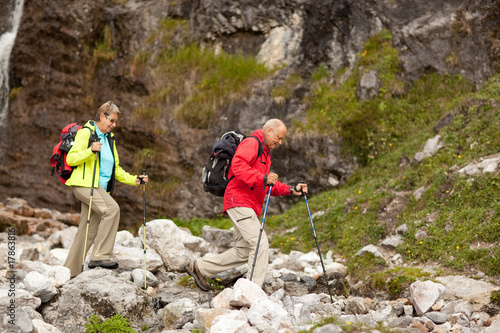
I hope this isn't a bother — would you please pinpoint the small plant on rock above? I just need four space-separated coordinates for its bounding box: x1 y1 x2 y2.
491 289 500 306
85 314 139 333
207 278 226 293
177 275 195 288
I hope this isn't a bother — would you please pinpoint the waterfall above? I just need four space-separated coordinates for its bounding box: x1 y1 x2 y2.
0 0 24 126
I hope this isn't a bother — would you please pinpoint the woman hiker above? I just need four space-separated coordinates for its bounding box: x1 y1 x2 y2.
63 101 148 278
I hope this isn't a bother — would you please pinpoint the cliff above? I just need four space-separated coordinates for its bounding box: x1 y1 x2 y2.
0 0 498 230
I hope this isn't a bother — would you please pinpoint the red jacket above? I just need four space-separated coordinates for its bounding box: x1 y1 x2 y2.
223 129 291 216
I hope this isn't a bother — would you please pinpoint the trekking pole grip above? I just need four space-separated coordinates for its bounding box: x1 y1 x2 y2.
295 181 306 196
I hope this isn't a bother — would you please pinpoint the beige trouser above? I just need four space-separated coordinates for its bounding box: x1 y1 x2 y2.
64 186 120 277
197 207 269 287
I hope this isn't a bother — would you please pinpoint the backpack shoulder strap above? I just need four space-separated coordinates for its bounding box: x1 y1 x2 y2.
248 135 264 157
83 123 97 146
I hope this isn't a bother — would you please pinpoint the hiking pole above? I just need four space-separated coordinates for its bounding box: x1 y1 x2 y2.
82 138 100 273
302 189 334 303
250 184 273 282
141 169 147 290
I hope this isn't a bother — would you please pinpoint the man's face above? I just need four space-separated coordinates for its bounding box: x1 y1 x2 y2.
264 126 287 150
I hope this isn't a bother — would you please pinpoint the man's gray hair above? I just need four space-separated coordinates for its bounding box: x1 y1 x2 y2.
263 119 285 131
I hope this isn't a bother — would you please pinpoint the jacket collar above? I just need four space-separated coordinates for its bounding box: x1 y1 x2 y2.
252 129 270 155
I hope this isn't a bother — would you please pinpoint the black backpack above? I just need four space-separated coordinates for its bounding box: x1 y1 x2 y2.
202 130 264 197
50 122 96 185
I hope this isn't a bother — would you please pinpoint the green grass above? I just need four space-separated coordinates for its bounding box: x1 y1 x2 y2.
87 25 116 80
370 267 431 298
298 315 398 333
171 216 232 237
85 314 143 333
132 19 275 128
299 29 474 165
272 74 304 99
492 289 500 306
265 71 499 282
266 30 498 283
165 44 273 128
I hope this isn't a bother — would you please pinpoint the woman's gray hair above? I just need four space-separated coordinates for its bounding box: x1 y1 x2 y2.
95 101 121 120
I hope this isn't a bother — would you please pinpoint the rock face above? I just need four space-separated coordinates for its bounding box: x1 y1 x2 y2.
0 0 499 228
41 269 153 333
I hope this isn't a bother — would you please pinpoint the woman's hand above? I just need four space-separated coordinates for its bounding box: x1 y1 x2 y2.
136 175 149 185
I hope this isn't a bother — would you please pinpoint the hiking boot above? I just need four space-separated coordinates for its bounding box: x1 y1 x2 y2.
184 260 210 291
88 260 119 269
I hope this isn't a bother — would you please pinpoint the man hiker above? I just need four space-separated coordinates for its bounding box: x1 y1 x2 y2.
185 118 308 290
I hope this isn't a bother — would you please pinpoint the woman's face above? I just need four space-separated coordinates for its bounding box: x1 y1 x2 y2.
99 112 119 134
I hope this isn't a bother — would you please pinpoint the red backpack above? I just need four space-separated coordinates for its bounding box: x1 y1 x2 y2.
50 122 96 185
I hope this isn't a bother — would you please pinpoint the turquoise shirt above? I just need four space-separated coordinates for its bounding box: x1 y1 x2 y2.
95 126 114 190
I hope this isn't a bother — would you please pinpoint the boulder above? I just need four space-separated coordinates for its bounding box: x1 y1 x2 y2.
409 280 446 316
23 271 57 303
41 269 153 333
139 219 211 272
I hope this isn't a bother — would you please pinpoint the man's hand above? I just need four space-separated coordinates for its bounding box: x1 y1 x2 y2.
292 183 308 195
266 172 279 185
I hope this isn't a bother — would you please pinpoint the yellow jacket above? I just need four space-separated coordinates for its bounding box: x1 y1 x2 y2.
65 120 137 192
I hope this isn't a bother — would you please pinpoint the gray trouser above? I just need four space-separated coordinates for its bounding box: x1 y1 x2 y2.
64 186 120 277
197 207 269 287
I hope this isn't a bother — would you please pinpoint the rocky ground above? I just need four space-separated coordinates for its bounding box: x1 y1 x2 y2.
0 197 499 333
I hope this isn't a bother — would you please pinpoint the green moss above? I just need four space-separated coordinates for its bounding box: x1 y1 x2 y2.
8 86 22 101
299 29 475 165
93 26 115 62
